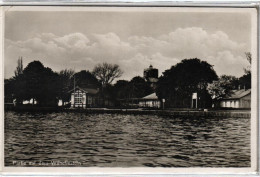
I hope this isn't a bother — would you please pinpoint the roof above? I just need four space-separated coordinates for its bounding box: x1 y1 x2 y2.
222 89 251 100
144 65 153 71
144 65 158 72
117 92 159 101
81 88 99 94
69 86 99 95
140 93 159 100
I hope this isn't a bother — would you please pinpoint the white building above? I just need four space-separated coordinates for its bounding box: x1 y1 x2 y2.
22 98 37 105
220 89 251 108
69 86 100 108
139 92 161 108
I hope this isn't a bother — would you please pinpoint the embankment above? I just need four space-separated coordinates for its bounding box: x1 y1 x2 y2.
5 107 250 118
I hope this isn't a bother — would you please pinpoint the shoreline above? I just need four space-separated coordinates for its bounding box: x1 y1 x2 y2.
5 107 250 118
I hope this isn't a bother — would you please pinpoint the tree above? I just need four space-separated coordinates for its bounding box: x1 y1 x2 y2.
129 76 153 98
92 62 123 87
207 75 239 100
111 77 152 107
156 67 176 107
58 69 75 104
113 80 131 99
21 61 59 106
156 58 218 108
113 77 152 100
239 52 251 89
245 52 252 62
5 57 25 104
12 74 26 105
39 67 60 106
4 78 16 103
239 74 251 89
14 56 23 78
74 70 101 89
60 69 75 80
22 61 45 104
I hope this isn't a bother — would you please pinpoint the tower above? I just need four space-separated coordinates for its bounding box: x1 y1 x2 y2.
144 65 159 90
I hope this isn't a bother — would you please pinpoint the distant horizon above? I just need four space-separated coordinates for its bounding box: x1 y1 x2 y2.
5 8 253 80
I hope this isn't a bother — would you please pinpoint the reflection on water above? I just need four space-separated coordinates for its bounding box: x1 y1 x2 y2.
5 111 250 167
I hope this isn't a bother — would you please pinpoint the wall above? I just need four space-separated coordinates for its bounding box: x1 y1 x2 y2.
139 100 161 108
240 94 251 108
220 93 251 108
220 100 239 108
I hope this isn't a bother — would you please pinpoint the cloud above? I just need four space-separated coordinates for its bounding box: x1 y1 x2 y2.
158 27 246 59
208 51 249 76
5 28 249 80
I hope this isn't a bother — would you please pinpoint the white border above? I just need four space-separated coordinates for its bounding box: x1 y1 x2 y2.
0 5 258 175
0 5 4 175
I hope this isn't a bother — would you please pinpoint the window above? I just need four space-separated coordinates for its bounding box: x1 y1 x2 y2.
74 91 83 104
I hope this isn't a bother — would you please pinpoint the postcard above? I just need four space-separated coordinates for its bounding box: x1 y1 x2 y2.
0 5 258 175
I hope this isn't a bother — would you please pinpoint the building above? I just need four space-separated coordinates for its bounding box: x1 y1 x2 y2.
23 98 37 105
139 92 161 108
144 65 158 79
69 86 101 108
220 89 251 108
144 65 159 90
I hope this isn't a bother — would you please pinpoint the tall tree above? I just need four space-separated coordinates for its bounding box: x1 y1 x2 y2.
156 67 176 107
14 56 23 78
92 62 123 87
5 57 25 104
156 58 218 108
39 67 60 106
21 61 59 106
23 61 45 104
245 52 252 65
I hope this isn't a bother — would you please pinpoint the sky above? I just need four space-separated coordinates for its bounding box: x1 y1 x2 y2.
4 8 253 80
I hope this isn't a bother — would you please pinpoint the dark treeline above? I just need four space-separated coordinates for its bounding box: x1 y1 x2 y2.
155 56 251 108
5 54 251 108
156 58 218 108
4 59 153 107
157 57 251 108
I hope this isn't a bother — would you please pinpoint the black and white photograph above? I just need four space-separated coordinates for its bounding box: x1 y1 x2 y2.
1 5 258 173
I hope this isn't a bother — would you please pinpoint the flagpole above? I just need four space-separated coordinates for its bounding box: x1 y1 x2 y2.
73 67 76 108
74 74 75 92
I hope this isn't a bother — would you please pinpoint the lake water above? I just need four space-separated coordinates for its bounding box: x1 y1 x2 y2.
4 111 250 167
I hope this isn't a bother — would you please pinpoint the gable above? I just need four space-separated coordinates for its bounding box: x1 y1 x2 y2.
68 86 99 95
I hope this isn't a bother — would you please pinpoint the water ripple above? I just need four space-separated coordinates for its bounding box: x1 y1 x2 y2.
4 111 250 167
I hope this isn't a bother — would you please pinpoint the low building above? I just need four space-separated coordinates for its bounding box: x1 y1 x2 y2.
139 92 161 108
69 86 101 108
220 89 251 108
22 99 38 105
